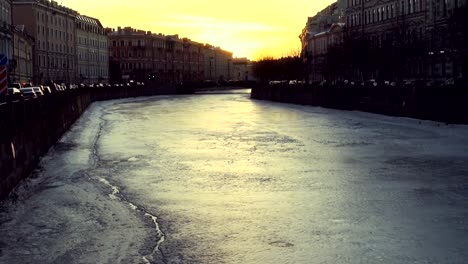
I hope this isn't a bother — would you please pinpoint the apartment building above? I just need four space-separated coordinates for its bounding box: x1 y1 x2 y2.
300 2 345 81
203 44 233 82
345 0 467 80
12 24 33 83
107 27 231 84
76 15 108 84
0 0 13 64
301 0 467 82
108 27 167 83
13 0 77 84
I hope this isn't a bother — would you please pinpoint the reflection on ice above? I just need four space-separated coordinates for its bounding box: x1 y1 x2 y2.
95 91 468 263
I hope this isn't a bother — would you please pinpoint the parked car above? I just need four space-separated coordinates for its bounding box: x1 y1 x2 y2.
42 86 52 94
20 87 37 98
9 83 23 89
7 88 23 100
31 86 45 96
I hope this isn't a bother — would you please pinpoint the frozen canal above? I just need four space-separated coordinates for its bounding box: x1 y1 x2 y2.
1 89 468 263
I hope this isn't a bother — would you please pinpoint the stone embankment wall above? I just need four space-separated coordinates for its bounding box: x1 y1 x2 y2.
251 84 468 124
0 85 176 200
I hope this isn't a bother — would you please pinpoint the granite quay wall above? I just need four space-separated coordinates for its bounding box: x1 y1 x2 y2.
251 83 468 124
0 84 176 200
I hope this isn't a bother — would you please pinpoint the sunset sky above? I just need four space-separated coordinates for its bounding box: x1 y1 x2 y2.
61 0 335 60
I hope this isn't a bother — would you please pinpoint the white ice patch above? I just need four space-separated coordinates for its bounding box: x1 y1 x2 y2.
97 177 120 200
128 157 139 162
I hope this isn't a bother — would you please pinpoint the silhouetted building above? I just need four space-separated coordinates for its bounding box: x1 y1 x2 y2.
232 57 250 81
203 44 233 82
13 0 78 84
107 27 206 84
107 26 234 84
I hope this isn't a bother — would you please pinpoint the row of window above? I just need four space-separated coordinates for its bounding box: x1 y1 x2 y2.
0 1 11 25
120 62 202 71
111 39 170 49
0 38 13 59
79 66 107 77
112 39 145 47
308 26 424 56
37 40 73 54
77 37 107 49
37 25 73 42
112 49 202 58
37 55 74 69
77 22 104 35
121 62 146 70
434 0 462 17
36 10 73 29
348 0 424 27
78 52 107 63
311 36 341 55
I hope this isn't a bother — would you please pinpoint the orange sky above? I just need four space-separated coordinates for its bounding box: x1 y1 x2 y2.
61 0 335 60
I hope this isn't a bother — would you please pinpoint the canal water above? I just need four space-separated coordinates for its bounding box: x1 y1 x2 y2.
1 89 468 263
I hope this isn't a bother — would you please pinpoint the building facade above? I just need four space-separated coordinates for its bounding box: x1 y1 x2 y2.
13 0 77 84
425 0 467 80
203 44 233 82
107 26 233 84
76 15 108 84
232 57 249 81
12 24 33 83
300 2 345 82
0 0 13 75
301 0 467 82
344 0 468 81
344 0 429 81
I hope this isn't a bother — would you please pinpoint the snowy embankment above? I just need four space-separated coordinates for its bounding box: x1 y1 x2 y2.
0 101 161 264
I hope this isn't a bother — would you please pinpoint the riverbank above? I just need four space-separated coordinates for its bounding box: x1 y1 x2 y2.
0 101 160 263
251 84 468 124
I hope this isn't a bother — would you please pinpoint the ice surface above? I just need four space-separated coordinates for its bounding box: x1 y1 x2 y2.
1 90 468 263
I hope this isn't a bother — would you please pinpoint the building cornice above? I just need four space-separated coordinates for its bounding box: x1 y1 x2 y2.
13 0 78 17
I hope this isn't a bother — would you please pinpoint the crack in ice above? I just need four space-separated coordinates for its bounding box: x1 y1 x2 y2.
96 176 166 264
91 112 166 263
